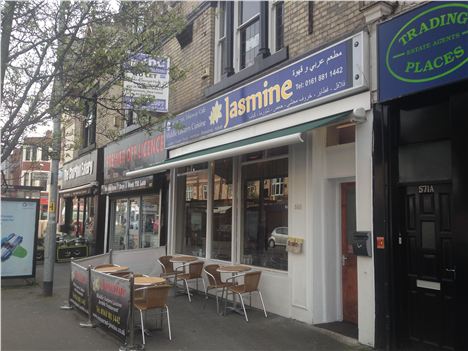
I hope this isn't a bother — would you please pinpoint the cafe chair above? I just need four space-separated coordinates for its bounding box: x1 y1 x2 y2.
224 271 268 322
134 284 173 344
203 264 236 314
157 256 177 284
176 261 206 302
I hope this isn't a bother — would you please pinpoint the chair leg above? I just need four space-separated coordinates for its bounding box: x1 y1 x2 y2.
165 305 172 341
139 309 145 345
201 278 207 298
238 294 248 322
184 279 191 302
215 289 219 314
258 291 268 318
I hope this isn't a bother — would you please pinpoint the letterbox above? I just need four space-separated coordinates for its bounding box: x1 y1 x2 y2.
351 231 372 257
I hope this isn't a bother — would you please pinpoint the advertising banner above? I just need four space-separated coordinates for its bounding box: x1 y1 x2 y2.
69 262 89 314
90 270 131 340
123 54 170 112
378 2 468 102
103 129 166 183
1 198 39 278
165 32 367 148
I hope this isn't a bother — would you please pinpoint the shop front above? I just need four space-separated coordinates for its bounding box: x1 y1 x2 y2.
102 129 167 252
375 2 468 350
127 32 376 346
58 148 104 256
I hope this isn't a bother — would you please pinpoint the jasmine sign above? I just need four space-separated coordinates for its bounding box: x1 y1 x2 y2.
378 2 468 102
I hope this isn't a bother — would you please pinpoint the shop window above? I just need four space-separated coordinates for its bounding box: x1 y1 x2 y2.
241 152 288 270
141 195 161 248
212 158 233 261
40 204 48 220
326 124 356 147
112 198 129 250
175 163 208 257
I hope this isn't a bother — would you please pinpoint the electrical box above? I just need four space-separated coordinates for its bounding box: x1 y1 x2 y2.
352 231 372 257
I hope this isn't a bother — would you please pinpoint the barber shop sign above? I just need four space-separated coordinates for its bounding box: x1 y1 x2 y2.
378 2 468 101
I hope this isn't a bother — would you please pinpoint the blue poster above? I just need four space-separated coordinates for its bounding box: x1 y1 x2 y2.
378 2 468 102
1 199 38 278
166 38 356 148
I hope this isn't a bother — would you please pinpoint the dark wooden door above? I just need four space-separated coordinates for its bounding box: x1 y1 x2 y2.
399 183 455 349
341 182 357 324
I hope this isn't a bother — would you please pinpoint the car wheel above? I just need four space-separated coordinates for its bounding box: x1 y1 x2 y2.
268 239 275 248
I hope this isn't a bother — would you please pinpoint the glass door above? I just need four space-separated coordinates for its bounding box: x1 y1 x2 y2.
141 194 160 248
128 197 140 249
112 199 128 250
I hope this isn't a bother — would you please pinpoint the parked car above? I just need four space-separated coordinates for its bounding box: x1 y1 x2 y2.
267 227 288 248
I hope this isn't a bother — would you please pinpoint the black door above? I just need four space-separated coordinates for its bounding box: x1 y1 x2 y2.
398 183 455 350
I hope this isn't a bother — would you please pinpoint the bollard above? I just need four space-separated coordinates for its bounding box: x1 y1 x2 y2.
119 274 144 351
79 265 96 328
60 259 74 310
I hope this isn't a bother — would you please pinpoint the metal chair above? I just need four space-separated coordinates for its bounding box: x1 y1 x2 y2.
224 271 267 322
157 255 177 284
203 264 236 314
134 284 172 344
175 261 206 302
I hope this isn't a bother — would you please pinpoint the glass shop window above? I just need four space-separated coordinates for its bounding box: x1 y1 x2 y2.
241 151 288 270
175 163 208 257
211 158 233 261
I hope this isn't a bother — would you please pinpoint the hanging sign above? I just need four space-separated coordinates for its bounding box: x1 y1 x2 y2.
165 32 367 148
123 54 170 112
378 2 468 102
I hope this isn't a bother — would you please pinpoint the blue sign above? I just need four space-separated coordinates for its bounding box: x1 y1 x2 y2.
378 2 468 102
165 36 362 148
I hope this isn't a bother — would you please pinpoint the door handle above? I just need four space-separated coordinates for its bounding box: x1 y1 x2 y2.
342 255 348 266
445 267 456 280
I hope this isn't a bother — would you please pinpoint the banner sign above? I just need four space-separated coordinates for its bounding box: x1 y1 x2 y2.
103 129 166 183
101 175 154 195
62 149 101 189
69 263 89 314
123 54 170 112
378 2 468 102
90 270 131 340
1 199 39 278
165 32 367 148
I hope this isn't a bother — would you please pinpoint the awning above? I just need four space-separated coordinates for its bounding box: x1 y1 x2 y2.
59 181 99 197
126 111 352 178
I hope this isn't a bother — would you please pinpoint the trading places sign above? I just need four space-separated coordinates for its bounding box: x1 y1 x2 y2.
123 53 170 112
378 2 468 101
90 270 131 340
69 263 89 313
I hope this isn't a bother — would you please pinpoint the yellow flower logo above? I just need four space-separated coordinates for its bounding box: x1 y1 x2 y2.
209 101 222 125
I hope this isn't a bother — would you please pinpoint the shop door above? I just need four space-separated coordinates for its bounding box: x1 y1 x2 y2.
128 197 140 249
398 183 455 349
341 182 357 324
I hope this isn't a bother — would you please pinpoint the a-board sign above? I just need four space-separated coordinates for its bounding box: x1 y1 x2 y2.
69 263 89 314
1 198 39 278
90 270 131 340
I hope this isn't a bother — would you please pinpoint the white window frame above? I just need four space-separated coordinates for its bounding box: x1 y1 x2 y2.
214 1 281 83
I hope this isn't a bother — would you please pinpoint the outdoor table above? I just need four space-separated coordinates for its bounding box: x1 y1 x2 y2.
134 276 166 287
217 265 252 316
94 265 129 273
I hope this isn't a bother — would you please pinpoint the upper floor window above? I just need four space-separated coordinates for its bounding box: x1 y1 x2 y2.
82 98 96 148
23 172 30 186
214 1 285 82
24 147 31 161
41 147 49 161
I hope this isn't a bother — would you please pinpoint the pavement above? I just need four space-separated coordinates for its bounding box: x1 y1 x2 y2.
2 262 372 351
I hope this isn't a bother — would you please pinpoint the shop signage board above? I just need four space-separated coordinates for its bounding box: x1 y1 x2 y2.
69 262 89 313
1 198 39 278
90 270 131 340
101 175 154 195
123 54 170 112
103 129 166 183
61 149 100 189
378 2 468 102
165 32 367 148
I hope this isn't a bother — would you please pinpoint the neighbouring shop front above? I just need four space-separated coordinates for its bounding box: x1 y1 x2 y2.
59 148 104 256
374 2 468 350
102 128 167 252
127 32 377 346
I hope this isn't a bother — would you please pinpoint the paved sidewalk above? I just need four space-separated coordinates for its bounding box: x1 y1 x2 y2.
2 262 371 351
